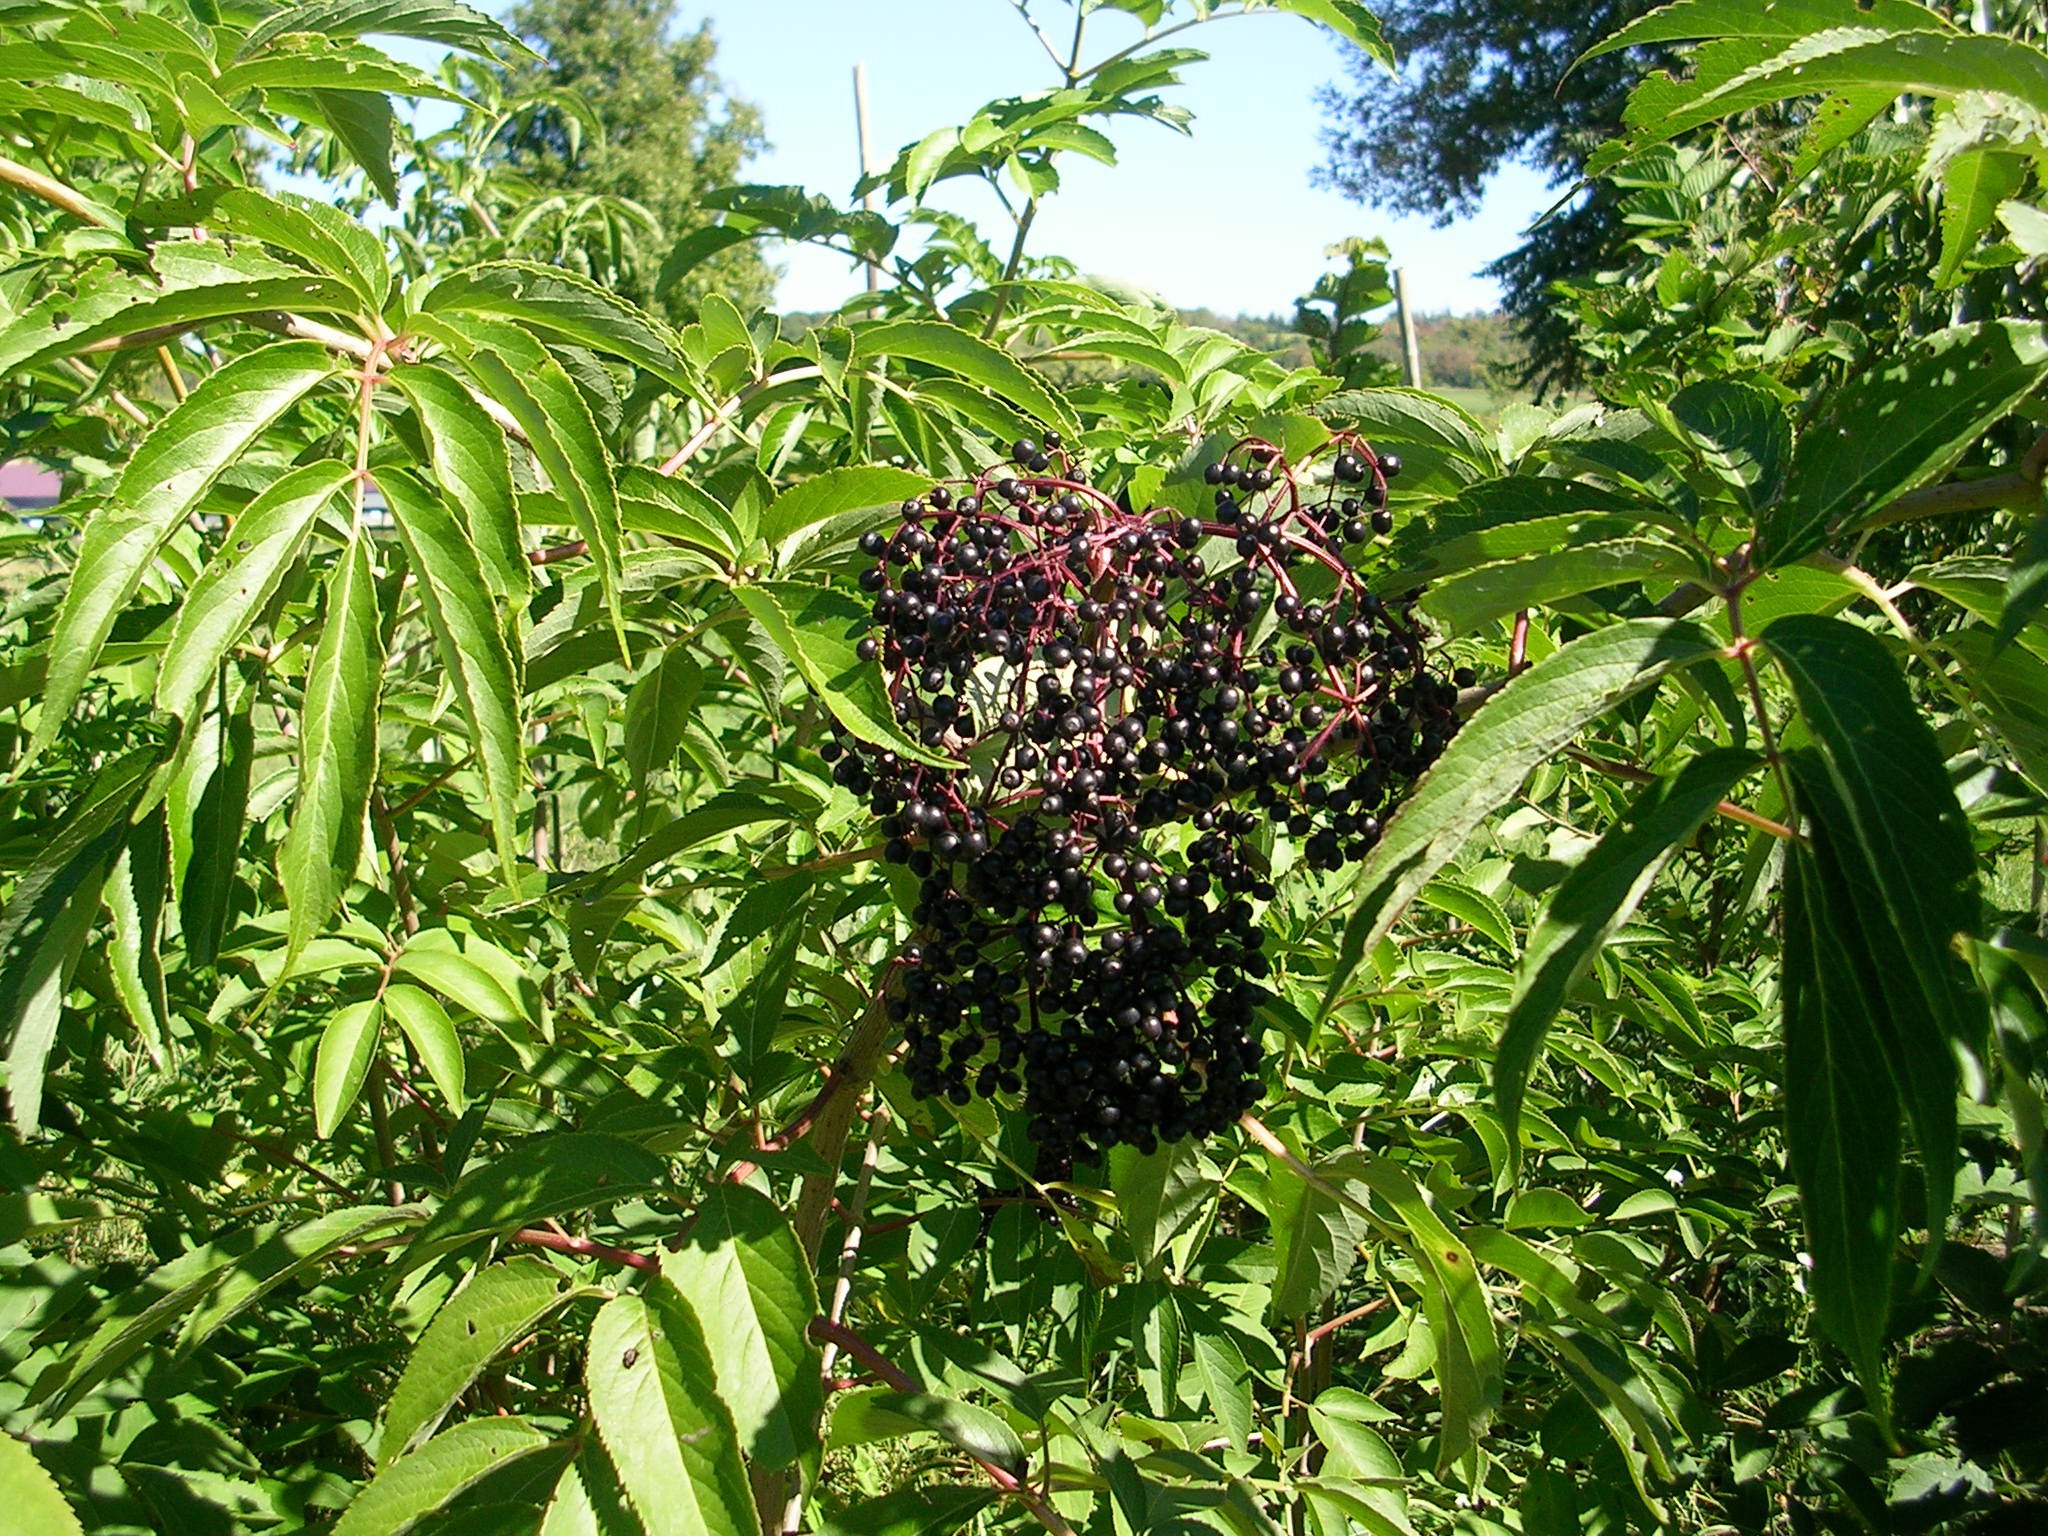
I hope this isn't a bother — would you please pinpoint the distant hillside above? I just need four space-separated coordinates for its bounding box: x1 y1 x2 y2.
1175 308 1526 393
782 307 1527 395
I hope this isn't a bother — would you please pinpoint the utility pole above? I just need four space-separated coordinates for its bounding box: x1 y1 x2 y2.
852 62 882 294
1393 267 1424 388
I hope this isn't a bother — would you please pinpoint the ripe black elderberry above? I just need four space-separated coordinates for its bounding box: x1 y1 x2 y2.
828 433 1461 1164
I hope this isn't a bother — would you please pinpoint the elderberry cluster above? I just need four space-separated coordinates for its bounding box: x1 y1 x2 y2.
818 433 1463 1164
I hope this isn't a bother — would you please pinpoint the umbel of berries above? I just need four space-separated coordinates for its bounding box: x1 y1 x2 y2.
818 431 1461 1165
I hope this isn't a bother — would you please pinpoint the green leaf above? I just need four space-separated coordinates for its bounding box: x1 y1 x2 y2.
32 1206 418 1419
335 1419 558 1536
1522 1323 1676 1516
1999 197 2048 257
733 581 958 768
0 1434 83 1535
426 316 625 648
759 465 931 549
381 1257 597 1464
817 1486 998 1536
31 341 337 761
1415 878 1515 954
307 87 400 204
539 1446 642 1536
389 364 530 603
1417 539 1698 636
586 1289 756 1536
179 702 255 971
1315 387 1500 481
1267 1147 1371 1320
1110 1138 1218 1277
1497 750 1761 1174
623 646 703 794
1191 1328 1254 1454
1271 0 1393 68
1938 149 2025 289
240 0 531 60
104 814 171 1061
661 1184 821 1469
553 790 800 903
1997 502 2048 655
1764 614 1989 1234
1646 30 2048 147
176 1204 422 1354
313 998 384 1140
1343 618 1723 963
1333 1157 1502 1468
425 263 684 384
0 749 160 1134
1764 321 2048 565
826 1388 1029 1477
382 984 467 1115
1782 838 1899 1404
3 278 361 377
156 460 353 726
278 534 386 962
858 320 1078 442
153 185 392 308
399 1133 667 1274
722 905 807 1073
1665 377 1792 509
380 469 527 883
393 932 533 1026
1583 0 1947 60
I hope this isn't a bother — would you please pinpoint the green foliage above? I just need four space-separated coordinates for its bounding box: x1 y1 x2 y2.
2 2 2047 1534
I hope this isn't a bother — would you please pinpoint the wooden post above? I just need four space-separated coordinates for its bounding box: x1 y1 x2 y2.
1393 266 1424 388
853 63 882 293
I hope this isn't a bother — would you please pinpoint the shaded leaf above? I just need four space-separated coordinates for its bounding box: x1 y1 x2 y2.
1765 322 2048 564
1498 750 1760 1173
0 749 159 1133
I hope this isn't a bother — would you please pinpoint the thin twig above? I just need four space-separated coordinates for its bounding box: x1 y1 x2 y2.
527 540 588 566
1561 745 1797 841
1305 1298 1386 1347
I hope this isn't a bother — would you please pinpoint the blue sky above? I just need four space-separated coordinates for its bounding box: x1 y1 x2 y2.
687 1 1559 319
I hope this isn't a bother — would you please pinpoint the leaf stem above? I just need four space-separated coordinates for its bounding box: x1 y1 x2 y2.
1561 746 1796 841
1724 576 1799 820
0 152 109 225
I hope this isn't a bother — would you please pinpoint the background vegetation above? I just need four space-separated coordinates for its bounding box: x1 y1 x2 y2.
1 2 2046 1535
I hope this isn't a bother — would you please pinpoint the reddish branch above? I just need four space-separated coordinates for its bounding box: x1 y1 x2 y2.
1306 1299 1386 1346
511 1227 658 1274
527 540 588 566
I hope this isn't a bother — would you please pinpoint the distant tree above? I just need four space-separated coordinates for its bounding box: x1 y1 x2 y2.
1312 1 1667 391
493 0 772 319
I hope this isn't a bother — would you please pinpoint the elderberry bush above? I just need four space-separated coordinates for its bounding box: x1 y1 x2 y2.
820 433 1464 1164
